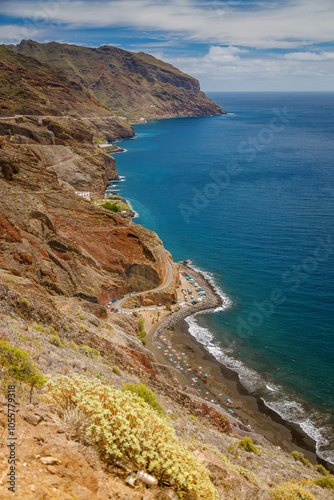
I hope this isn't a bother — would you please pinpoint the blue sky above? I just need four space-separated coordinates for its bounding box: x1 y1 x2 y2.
0 0 334 91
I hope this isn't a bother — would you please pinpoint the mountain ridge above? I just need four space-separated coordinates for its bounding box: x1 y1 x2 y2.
9 39 223 119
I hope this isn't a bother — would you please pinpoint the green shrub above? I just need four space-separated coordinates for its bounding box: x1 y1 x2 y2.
69 341 79 351
269 482 316 499
315 464 329 476
80 345 99 356
49 334 64 348
137 318 146 344
314 476 334 489
0 341 46 402
100 202 119 212
291 451 312 469
44 374 217 499
48 327 57 335
121 383 164 414
238 438 259 454
111 366 121 375
32 322 47 334
20 297 30 308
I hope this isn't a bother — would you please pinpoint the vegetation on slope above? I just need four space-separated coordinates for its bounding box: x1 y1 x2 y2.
0 45 110 117
44 373 218 499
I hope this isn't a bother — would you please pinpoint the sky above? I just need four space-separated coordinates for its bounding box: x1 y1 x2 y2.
0 0 334 91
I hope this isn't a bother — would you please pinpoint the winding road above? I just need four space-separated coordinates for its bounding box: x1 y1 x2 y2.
112 258 174 312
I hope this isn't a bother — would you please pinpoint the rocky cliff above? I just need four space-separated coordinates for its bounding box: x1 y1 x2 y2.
9 40 223 119
0 137 172 304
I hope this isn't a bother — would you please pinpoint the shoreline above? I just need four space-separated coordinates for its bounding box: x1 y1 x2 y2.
110 127 333 473
148 262 333 472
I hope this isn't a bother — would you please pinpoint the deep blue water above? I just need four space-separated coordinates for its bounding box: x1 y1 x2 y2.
108 92 334 464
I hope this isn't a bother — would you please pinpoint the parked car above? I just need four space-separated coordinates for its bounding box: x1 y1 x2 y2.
157 303 162 306
118 295 124 300
112 298 117 303
135 304 141 308
110 308 115 312
114 309 119 313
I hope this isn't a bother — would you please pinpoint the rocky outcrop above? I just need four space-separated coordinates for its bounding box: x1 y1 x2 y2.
10 40 222 119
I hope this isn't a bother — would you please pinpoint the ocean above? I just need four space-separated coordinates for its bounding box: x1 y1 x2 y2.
107 92 334 465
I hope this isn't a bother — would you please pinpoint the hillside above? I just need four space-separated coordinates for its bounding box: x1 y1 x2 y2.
9 40 223 119
0 45 111 118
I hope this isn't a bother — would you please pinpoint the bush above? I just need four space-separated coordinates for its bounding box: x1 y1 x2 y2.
54 406 92 445
314 476 334 489
44 374 217 499
20 297 30 308
137 318 146 344
69 341 79 351
49 334 64 348
100 202 119 212
238 438 259 454
121 383 164 414
269 482 316 499
0 341 46 402
291 451 312 469
80 345 99 356
315 464 329 476
111 366 121 375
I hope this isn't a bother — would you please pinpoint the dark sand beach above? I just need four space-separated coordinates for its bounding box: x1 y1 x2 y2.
147 263 333 471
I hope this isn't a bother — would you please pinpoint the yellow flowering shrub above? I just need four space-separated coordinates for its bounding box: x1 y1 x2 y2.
269 482 316 500
44 373 217 499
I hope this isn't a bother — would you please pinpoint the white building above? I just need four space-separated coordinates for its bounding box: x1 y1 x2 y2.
75 191 91 201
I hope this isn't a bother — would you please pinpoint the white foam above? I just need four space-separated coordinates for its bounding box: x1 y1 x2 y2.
185 315 334 466
184 260 233 311
266 385 276 392
126 199 140 218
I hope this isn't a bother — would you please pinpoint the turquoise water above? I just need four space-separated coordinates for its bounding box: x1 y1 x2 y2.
108 92 334 464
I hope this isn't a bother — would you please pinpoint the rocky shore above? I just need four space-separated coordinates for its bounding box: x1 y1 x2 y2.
149 263 334 473
153 261 227 339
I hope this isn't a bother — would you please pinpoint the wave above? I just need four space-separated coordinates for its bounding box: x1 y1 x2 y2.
126 199 140 218
184 259 233 312
185 315 334 465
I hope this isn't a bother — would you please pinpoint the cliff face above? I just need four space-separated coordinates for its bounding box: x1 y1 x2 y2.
0 138 171 304
9 40 222 118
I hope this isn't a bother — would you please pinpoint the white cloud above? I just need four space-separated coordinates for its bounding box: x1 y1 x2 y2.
154 45 334 91
1 0 334 49
0 24 42 43
285 51 334 61
203 46 248 63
